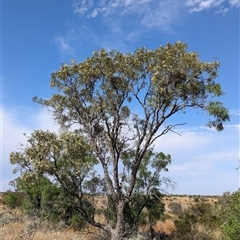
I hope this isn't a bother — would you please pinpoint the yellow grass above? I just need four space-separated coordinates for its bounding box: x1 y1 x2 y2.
0 195 218 240
0 221 102 240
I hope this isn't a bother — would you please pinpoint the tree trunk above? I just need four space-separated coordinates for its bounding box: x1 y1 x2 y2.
110 201 126 240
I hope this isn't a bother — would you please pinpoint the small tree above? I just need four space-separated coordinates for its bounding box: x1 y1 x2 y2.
10 131 100 227
13 42 229 239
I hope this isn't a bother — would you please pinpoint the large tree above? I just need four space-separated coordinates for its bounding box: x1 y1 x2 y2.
32 42 229 239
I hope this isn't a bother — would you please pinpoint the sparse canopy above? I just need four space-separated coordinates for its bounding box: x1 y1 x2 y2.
28 42 229 239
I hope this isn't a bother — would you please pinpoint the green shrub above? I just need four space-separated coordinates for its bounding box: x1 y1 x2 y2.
173 200 219 240
2 191 24 209
218 191 240 240
193 196 199 202
69 214 86 230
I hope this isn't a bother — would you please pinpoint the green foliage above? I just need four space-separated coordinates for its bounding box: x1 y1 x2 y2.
173 200 219 240
2 191 24 209
103 195 117 228
68 213 86 230
218 191 240 240
9 131 99 229
125 192 165 231
14 175 79 225
34 41 229 133
121 149 169 232
17 176 52 216
171 192 240 240
193 196 200 202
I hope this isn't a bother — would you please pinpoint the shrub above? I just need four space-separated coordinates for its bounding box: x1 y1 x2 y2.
168 202 182 215
172 200 219 240
218 191 240 240
193 196 199 202
69 214 86 230
2 191 24 209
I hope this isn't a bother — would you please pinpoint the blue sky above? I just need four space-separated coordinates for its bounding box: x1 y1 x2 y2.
1 0 239 195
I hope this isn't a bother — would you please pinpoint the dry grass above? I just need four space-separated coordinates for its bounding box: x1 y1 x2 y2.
153 219 174 234
0 220 102 240
0 195 218 240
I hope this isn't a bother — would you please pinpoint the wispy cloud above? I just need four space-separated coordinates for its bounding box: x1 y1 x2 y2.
73 0 239 21
52 26 102 59
185 0 225 12
73 0 94 15
68 0 239 53
1 106 59 191
156 124 239 159
53 36 75 58
2 105 239 194
141 1 183 31
66 0 186 54
229 0 240 7
229 108 240 116
53 22 131 58
72 0 184 31
185 0 239 13
159 125 240 194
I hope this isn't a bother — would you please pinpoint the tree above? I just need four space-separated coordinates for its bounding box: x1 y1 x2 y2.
30 42 228 239
10 131 100 227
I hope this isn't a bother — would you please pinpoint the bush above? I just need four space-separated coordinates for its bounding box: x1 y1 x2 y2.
172 200 219 240
168 202 182 215
69 214 86 230
2 191 24 209
218 191 240 240
193 196 199 203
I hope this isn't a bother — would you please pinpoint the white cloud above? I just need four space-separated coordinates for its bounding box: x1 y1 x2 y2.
73 0 239 22
168 170 238 195
88 8 99 18
64 0 186 54
1 105 239 194
215 7 229 14
185 0 239 12
156 124 238 156
52 25 104 59
72 0 184 31
1 107 59 191
53 36 75 57
154 124 239 194
141 1 183 31
73 0 94 15
230 108 240 116
186 0 225 12
225 124 240 131
68 0 238 53
229 0 240 7
154 127 214 154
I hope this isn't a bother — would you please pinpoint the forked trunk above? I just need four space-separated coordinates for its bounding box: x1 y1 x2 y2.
110 201 126 240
